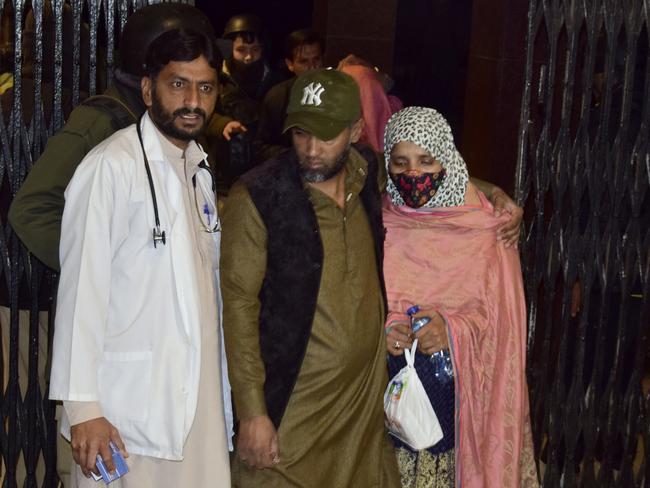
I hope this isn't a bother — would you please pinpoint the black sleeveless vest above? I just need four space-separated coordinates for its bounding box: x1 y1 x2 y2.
240 146 386 427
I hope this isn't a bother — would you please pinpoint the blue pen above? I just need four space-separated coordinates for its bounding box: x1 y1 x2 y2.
203 203 211 225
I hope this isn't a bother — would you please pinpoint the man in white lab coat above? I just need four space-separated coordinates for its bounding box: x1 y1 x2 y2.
49 28 231 487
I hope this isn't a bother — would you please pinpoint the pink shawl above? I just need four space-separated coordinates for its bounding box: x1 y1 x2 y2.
383 192 538 487
340 65 400 153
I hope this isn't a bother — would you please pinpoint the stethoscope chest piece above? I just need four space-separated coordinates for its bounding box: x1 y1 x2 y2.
152 226 167 248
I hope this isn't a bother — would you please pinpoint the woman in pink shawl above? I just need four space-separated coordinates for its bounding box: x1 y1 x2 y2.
383 106 538 487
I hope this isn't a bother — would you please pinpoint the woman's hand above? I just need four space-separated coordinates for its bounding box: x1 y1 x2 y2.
386 322 413 356
413 310 449 355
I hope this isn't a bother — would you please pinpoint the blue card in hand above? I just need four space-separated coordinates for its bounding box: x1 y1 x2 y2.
91 441 129 484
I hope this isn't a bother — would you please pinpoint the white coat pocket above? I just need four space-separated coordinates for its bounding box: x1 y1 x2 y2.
98 351 152 423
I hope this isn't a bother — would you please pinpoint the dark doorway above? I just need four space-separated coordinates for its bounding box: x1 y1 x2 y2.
391 0 474 143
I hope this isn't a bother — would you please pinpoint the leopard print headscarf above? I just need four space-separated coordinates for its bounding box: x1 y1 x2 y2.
384 106 469 208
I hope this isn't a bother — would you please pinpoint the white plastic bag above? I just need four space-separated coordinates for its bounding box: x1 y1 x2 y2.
384 339 444 450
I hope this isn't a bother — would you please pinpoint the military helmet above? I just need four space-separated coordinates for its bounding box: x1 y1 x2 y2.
119 3 215 76
222 14 263 39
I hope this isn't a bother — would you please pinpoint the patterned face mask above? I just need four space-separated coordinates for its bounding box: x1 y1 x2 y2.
389 169 447 208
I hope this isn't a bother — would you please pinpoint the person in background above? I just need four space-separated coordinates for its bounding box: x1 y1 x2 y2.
339 63 400 153
382 106 538 487
208 14 283 184
338 53 403 114
254 28 325 162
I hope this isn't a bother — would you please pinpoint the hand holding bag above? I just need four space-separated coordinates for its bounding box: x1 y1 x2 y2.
384 339 444 450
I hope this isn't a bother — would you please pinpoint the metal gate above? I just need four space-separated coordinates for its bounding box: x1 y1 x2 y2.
516 0 649 486
0 2 189 486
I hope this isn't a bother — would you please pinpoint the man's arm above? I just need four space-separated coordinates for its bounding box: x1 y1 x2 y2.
470 177 523 247
8 107 116 270
206 111 234 140
470 177 501 200
220 182 279 468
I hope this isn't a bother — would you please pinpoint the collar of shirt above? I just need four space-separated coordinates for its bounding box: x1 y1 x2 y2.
140 112 208 173
344 147 369 198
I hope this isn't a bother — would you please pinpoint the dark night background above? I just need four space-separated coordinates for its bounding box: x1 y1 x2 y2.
195 0 530 193
0 0 524 192
197 0 475 144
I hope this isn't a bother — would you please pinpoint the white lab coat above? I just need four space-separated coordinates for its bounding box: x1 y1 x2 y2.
50 113 232 460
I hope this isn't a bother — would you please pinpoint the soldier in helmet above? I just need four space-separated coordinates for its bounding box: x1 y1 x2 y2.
207 14 284 185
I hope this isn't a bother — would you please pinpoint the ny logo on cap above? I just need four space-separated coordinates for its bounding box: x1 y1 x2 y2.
301 82 325 106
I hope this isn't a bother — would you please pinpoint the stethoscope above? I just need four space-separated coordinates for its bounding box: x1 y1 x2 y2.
136 115 220 249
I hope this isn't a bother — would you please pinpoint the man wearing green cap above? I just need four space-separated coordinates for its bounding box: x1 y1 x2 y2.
221 68 400 486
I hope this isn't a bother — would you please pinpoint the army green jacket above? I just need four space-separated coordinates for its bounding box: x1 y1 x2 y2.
8 80 144 270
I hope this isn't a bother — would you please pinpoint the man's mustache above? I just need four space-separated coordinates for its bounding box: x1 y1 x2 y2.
173 107 206 119
302 158 324 166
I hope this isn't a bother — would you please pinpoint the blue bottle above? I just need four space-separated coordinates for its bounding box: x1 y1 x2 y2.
406 305 454 384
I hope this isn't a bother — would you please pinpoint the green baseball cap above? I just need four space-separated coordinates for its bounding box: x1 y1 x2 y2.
283 68 361 141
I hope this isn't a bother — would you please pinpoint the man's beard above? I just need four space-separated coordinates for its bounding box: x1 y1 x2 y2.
150 86 207 142
299 146 350 183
